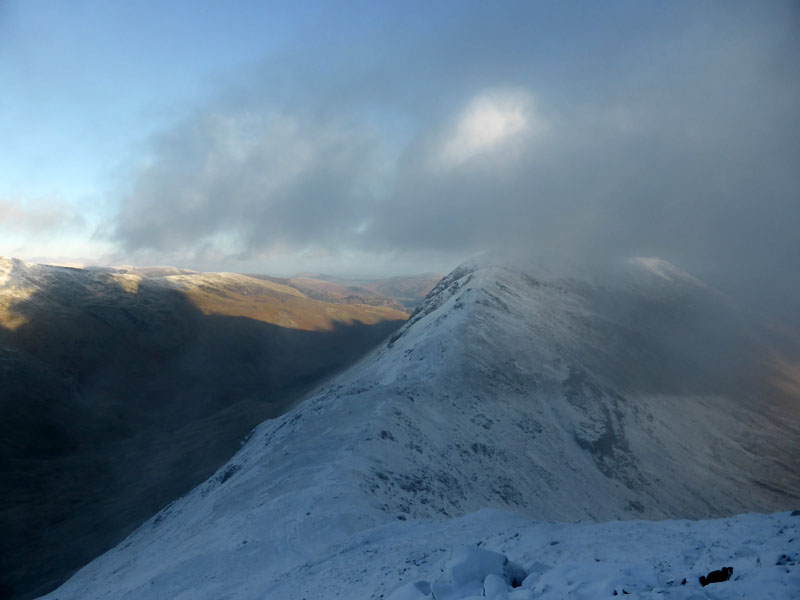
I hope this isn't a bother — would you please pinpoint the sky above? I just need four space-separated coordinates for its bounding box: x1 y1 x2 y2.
1 0 799 316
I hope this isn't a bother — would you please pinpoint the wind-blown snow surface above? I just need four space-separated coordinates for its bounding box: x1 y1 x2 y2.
39 259 800 599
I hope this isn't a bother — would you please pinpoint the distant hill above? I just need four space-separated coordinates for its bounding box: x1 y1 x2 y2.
0 257 408 600
255 272 443 310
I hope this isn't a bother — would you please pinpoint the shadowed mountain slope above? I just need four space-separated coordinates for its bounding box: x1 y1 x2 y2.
36 258 800 599
0 257 407 600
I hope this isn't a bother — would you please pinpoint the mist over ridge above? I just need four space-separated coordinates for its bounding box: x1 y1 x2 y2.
99 1 800 323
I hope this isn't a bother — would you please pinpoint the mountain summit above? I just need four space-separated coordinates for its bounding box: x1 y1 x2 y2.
36 258 800 599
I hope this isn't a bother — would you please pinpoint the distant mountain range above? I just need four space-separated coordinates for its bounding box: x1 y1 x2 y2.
32 257 800 599
0 257 433 600
286 273 443 310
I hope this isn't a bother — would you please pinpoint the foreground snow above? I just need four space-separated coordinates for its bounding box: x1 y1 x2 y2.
42 509 799 599
377 510 799 600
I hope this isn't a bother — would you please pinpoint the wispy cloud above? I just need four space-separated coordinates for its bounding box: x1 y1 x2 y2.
0 197 85 235
114 111 379 257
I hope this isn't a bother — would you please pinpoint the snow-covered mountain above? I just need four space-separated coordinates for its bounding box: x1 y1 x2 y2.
37 258 800 599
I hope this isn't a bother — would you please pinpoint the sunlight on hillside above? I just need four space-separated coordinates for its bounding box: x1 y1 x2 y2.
171 273 409 331
111 273 141 294
0 301 31 330
0 259 35 330
185 290 408 330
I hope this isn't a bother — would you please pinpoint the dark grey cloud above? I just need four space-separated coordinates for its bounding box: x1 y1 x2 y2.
111 1 800 320
114 111 378 255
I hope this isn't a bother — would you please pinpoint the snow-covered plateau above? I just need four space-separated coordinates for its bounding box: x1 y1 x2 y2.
38 259 800 599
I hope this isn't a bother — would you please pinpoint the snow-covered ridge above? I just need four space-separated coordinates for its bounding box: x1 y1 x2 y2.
38 258 800 599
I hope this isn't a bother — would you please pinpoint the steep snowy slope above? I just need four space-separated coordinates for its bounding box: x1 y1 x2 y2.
38 258 800 599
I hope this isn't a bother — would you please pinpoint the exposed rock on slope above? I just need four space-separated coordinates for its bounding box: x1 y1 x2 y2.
36 258 800 599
